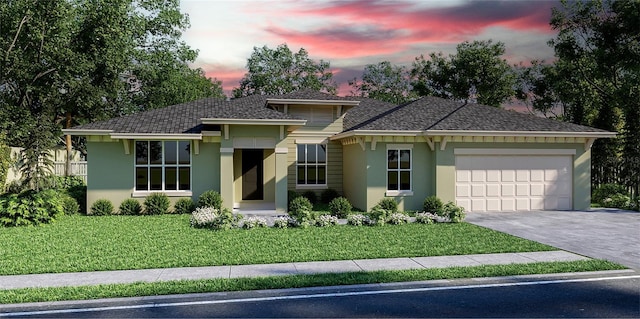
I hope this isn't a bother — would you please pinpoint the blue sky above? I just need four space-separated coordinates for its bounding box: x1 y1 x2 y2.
180 0 560 96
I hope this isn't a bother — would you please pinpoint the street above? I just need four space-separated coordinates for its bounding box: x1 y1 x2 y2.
2 272 639 318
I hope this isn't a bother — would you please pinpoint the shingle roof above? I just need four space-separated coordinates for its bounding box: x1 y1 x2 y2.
344 96 607 133
71 90 608 135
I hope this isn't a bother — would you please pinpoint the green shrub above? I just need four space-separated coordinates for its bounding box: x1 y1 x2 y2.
119 199 142 215
593 184 629 205
423 196 443 214
90 199 114 216
0 189 65 226
211 208 242 230
174 198 196 215
197 190 223 210
328 197 352 218
287 190 301 206
367 205 390 226
144 193 170 215
301 190 317 204
320 188 340 204
442 202 466 223
377 198 398 213
288 196 313 224
62 195 80 214
603 193 631 208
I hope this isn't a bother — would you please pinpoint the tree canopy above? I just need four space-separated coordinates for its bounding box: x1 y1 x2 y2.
233 44 337 97
411 40 516 107
348 61 417 104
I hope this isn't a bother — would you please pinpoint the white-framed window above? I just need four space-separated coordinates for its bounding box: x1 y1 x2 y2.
135 141 191 192
387 148 411 192
296 144 327 185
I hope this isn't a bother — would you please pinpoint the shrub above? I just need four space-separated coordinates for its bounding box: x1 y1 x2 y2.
119 199 142 215
243 216 268 229
316 214 339 227
415 212 438 224
328 197 352 218
0 190 65 226
287 190 301 205
90 199 114 216
367 205 390 226
442 202 466 223
593 184 629 205
288 196 313 223
347 214 369 226
388 212 410 225
211 208 242 230
377 198 398 213
197 190 223 210
603 193 631 209
320 188 340 204
190 206 217 228
301 190 318 204
144 193 170 215
423 196 443 214
273 216 294 228
174 198 196 215
62 195 80 215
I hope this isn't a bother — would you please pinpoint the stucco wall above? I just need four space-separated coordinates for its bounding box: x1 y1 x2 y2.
342 143 367 211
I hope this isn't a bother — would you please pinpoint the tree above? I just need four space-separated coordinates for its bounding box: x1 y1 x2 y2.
348 61 417 104
233 44 337 97
547 0 639 196
411 40 516 107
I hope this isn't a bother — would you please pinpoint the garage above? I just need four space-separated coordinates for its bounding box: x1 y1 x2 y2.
454 149 574 212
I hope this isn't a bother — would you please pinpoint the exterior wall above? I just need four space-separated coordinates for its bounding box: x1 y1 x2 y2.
434 142 590 210
192 142 221 199
342 143 367 210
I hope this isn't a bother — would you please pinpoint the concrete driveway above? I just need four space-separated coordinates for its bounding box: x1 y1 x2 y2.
465 209 640 269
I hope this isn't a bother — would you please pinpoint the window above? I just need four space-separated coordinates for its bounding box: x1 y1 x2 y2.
135 141 191 192
387 148 411 191
297 144 327 185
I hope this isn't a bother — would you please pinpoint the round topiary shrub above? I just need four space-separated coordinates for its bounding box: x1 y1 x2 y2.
423 195 443 214
197 190 223 210
288 196 313 224
90 199 114 216
329 197 352 218
367 205 390 226
301 190 318 204
174 198 196 214
320 188 340 204
62 195 80 215
144 193 170 215
442 202 466 223
377 198 398 213
119 198 142 215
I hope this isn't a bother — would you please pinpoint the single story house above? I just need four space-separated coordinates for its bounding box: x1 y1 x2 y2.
64 90 615 213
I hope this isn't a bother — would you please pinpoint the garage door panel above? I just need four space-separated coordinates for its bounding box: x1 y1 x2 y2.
456 154 573 212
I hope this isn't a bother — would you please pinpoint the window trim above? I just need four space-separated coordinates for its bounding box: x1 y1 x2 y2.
385 146 413 196
295 143 328 188
133 140 192 196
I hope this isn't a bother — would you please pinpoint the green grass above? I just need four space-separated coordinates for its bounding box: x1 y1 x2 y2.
0 214 555 275
0 259 624 304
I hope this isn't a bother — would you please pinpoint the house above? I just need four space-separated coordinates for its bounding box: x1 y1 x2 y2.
63 90 615 213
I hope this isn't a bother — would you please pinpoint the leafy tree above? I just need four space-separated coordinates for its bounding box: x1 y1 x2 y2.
546 0 639 196
233 44 337 97
411 40 516 107
348 61 417 104
0 133 11 189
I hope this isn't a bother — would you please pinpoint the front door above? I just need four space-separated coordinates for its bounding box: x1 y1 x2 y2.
242 149 263 200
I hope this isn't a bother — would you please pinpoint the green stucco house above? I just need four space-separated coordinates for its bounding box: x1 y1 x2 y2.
64 90 615 213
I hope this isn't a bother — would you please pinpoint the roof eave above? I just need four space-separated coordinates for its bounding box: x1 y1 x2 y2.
266 98 360 106
62 129 113 136
424 130 617 138
330 130 424 140
201 118 307 126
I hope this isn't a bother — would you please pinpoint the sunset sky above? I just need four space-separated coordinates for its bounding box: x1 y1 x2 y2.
179 0 561 96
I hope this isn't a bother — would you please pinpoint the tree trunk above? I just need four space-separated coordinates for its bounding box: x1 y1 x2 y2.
65 112 72 176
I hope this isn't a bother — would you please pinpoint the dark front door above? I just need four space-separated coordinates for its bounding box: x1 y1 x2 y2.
242 149 263 200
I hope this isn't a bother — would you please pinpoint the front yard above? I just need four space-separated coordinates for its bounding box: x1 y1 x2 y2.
0 214 555 276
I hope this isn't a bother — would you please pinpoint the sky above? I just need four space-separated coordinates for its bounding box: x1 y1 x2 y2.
179 0 561 97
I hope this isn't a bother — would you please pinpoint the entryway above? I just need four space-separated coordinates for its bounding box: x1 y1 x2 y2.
242 149 263 200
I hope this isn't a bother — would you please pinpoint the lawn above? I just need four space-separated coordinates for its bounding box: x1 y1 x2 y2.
0 214 555 276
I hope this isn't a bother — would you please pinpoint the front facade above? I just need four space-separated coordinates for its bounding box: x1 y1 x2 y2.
65 90 615 213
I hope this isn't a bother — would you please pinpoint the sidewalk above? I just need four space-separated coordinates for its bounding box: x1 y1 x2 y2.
0 251 588 290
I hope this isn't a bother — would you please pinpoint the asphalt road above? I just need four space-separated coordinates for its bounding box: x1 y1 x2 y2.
2 272 639 318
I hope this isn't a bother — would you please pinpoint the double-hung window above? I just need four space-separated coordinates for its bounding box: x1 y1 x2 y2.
297 144 327 185
387 147 411 194
135 141 191 192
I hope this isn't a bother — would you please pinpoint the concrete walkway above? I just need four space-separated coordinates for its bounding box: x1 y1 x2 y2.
0 251 588 290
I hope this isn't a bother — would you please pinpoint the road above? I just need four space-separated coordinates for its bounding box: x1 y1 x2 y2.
2 273 639 318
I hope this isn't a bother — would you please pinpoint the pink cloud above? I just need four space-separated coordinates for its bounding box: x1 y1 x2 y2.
196 64 245 96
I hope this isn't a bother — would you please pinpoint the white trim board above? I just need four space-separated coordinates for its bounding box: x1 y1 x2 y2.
454 148 577 156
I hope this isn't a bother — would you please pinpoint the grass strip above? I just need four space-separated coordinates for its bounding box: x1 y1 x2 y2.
0 259 624 305
0 215 555 275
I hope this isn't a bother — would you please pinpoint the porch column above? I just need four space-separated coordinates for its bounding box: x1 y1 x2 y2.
220 147 234 211
275 147 288 213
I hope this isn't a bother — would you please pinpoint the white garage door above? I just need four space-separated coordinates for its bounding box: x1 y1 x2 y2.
455 155 572 212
